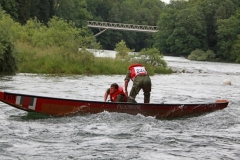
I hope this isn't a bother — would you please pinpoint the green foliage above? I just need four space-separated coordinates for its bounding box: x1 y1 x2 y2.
154 8 176 54
13 0 54 25
14 16 101 74
36 17 80 49
92 57 130 75
216 14 240 61
192 0 235 52
87 0 164 51
155 5 207 56
0 9 21 42
0 0 18 21
16 41 172 75
16 42 128 75
2 0 240 64
77 48 95 66
54 0 91 27
129 48 172 74
114 40 133 59
17 17 100 50
120 0 140 23
16 43 95 74
188 49 215 61
154 0 240 62
135 48 166 66
231 35 240 63
1 0 173 75
37 0 54 24
0 9 18 73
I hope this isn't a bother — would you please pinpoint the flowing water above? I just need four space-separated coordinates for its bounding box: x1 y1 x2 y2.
0 57 240 160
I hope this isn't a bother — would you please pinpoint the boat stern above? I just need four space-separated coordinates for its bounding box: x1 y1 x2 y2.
0 91 4 101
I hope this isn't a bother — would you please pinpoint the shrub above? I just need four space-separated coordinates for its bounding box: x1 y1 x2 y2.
0 8 18 73
188 49 215 61
115 40 133 59
129 47 171 74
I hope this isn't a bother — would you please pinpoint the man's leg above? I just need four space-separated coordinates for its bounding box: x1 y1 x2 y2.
128 77 141 103
143 76 151 103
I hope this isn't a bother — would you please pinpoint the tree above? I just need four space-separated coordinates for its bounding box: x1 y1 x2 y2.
166 7 207 56
154 0 189 55
118 0 140 50
12 0 54 24
37 0 54 24
120 0 140 23
86 0 164 51
0 0 18 21
86 0 103 21
0 8 18 73
137 48 166 67
16 0 31 24
231 35 240 63
54 0 91 27
216 16 240 61
139 0 164 25
114 40 133 59
129 47 170 74
188 0 235 52
154 8 176 54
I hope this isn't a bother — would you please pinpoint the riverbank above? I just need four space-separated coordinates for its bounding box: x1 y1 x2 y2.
17 46 173 75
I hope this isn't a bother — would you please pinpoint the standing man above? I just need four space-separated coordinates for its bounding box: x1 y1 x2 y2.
124 63 152 103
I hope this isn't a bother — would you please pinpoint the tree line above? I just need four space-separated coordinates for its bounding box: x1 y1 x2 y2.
1 0 240 63
0 3 170 75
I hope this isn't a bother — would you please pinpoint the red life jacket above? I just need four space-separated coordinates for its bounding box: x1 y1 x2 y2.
128 63 148 81
110 86 127 102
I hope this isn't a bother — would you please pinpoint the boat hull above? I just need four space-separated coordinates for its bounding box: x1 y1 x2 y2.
0 91 229 119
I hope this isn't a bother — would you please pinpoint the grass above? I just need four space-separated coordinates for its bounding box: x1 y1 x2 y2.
15 42 173 75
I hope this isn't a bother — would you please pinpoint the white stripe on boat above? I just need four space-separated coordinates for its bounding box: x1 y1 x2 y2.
28 98 37 110
16 96 22 105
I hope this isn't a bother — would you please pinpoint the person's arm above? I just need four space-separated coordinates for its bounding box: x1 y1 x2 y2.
124 79 129 94
104 92 108 102
124 71 130 96
104 88 110 101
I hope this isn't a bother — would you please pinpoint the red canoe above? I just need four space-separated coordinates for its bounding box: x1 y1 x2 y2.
0 91 229 119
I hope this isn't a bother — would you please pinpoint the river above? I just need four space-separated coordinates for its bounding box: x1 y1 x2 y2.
0 56 240 159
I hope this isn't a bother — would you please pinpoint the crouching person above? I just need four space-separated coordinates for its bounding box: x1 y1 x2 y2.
104 83 127 102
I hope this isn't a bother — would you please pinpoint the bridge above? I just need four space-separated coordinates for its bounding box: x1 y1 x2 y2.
87 21 158 36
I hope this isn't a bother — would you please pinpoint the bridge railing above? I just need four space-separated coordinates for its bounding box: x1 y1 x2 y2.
87 21 158 33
